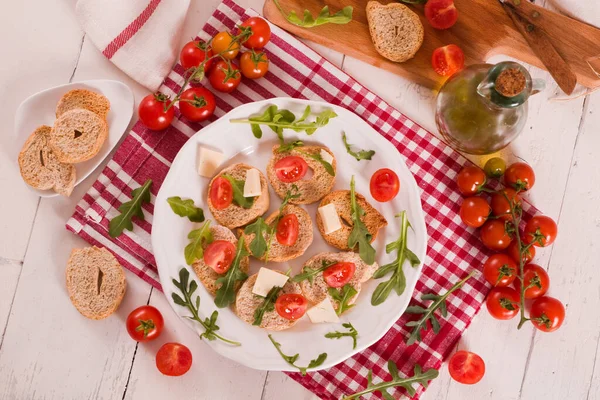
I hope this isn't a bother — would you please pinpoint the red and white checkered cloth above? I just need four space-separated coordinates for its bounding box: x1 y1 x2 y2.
66 1 537 398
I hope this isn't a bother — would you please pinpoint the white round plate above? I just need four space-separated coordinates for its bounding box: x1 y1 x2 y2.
153 98 427 373
13 80 134 197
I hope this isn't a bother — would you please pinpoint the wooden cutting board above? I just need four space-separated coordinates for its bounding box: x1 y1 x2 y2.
263 0 600 90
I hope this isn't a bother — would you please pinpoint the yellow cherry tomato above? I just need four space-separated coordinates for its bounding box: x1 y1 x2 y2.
212 32 239 60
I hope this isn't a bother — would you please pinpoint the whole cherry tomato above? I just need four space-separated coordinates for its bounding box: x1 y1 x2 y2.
456 165 486 196
180 40 213 72
523 215 558 247
504 162 535 191
209 60 242 93
156 343 192 376
274 156 308 183
459 196 490 228
425 0 459 30
275 293 308 320
484 157 506 178
490 188 520 221
530 296 565 333
211 31 239 59
513 263 549 299
480 219 512 250
203 240 236 274
448 351 485 385
209 176 233 210
240 51 269 79
323 262 356 288
486 286 520 320
482 253 517 287
431 44 464 76
276 214 299 246
370 168 400 202
239 17 271 49
126 305 164 342
138 93 174 131
179 87 216 122
506 240 535 264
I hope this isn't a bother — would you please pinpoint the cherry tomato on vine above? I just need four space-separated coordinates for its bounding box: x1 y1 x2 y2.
431 44 464 76
504 162 535 191
530 296 565 333
523 215 558 247
483 254 517 287
513 263 549 299
425 0 459 30
156 343 192 376
276 214 299 246
209 60 242 93
180 40 214 72
486 286 520 320
480 219 512 250
490 188 520 221
506 240 535 264
323 262 356 288
275 294 308 320
203 240 236 274
370 168 400 202
179 87 216 122
459 197 490 228
274 156 308 183
456 165 486 196
484 157 506 178
448 351 485 385
211 31 240 59
209 176 233 210
240 51 269 79
138 93 174 131
126 306 164 342
239 17 271 49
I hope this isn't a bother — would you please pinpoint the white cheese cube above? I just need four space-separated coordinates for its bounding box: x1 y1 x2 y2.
252 267 289 297
318 203 342 234
197 146 224 178
306 298 340 323
243 168 261 197
320 149 334 165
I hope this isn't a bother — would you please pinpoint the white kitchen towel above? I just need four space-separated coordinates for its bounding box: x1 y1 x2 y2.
75 0 190 92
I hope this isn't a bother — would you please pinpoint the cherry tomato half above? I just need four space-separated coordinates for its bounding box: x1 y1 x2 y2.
370 168 400 202
180 40 213 72
138 93 174 131
523 215 558 247
513 263 549 299
275 293 308 320
456 165 486 196
239 17 271 50
126 305 164 342
323 262 356 288
459 196 490 228
425 0 459 30
276 214 299 246
274 156 309 183
156 343 192 376
203 240 236 274
179 87 216 123
211 31 239 59
490 188 520 221
209 176 233 210
432 44 465 77
506 240 535 264
209 60 241 93
486 286 520 320
480 219 512 250
530 296 565 333
482 253 517 287
448 351 485 385
504 162 535 191
240 51 269 79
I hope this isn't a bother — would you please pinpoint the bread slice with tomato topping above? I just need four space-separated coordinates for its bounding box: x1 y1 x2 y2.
234 271 304 331
266 144 336 205
297 252 378 312
207 163 270 229
191 225 250 296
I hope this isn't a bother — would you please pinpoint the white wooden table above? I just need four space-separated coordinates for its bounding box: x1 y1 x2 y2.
1 0 599 399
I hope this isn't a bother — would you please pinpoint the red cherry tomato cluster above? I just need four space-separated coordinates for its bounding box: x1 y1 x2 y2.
138 17 271 131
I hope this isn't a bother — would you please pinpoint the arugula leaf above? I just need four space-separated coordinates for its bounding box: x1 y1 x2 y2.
184 221 213 265
347 176 376 265
371 212 421 306
263 187 301 261
243 217 271 258
342 132 376 161
290 260 334 284
328 284 358 316
109 179 152 238
277 140 304 153
268 334 328 375
167 196 205 222
298 149 335 176
222 174 255 209
253 286 282 326
171 267 240 345
214 237 249 308
325 322 358 349
273 0 353 28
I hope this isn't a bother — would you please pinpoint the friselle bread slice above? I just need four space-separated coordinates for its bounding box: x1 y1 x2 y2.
299 252 378 312
191 225 250 296
56 89 111 119
366 1 424 63
316 190 387 250
234 272 303 331
18 125 76 196
207 163 270 229
49 108 108 163
65 246 126 320
267 144 336 205
240 204 313 262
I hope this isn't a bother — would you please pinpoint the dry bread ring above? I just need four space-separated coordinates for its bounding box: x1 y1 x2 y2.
49 108 108 163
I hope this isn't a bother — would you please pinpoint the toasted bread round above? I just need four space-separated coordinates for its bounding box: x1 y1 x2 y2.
49 109 108 163
56 89 111 119
65 246 126 320
299 252 379 312
240 204 313 262
207 163 270 229
267 145 336 205
316 190 387 250
18 125 76 196
191 225 250 296
234 272 302 331
366 1 424 63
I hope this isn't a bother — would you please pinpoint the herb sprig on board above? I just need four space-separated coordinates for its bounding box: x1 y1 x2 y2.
272 0 353 28
268 334 327 376
253 286 282 326
184 221 213 265
109 179 153 238
348 176 376 265
167 196 205 222
325 322 358 349
328 284 358 316
342 132 376 161
214 237 249 308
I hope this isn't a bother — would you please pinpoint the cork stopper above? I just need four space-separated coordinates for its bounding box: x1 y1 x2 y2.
495 68 526 97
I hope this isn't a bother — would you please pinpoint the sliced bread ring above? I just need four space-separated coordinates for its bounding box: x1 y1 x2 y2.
48 108 108 163
267 144 336 205
240 204 313 262
234 272 303 331
56 89 111 119
207 163 270 229
316 190 387 251
191 225 250 296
